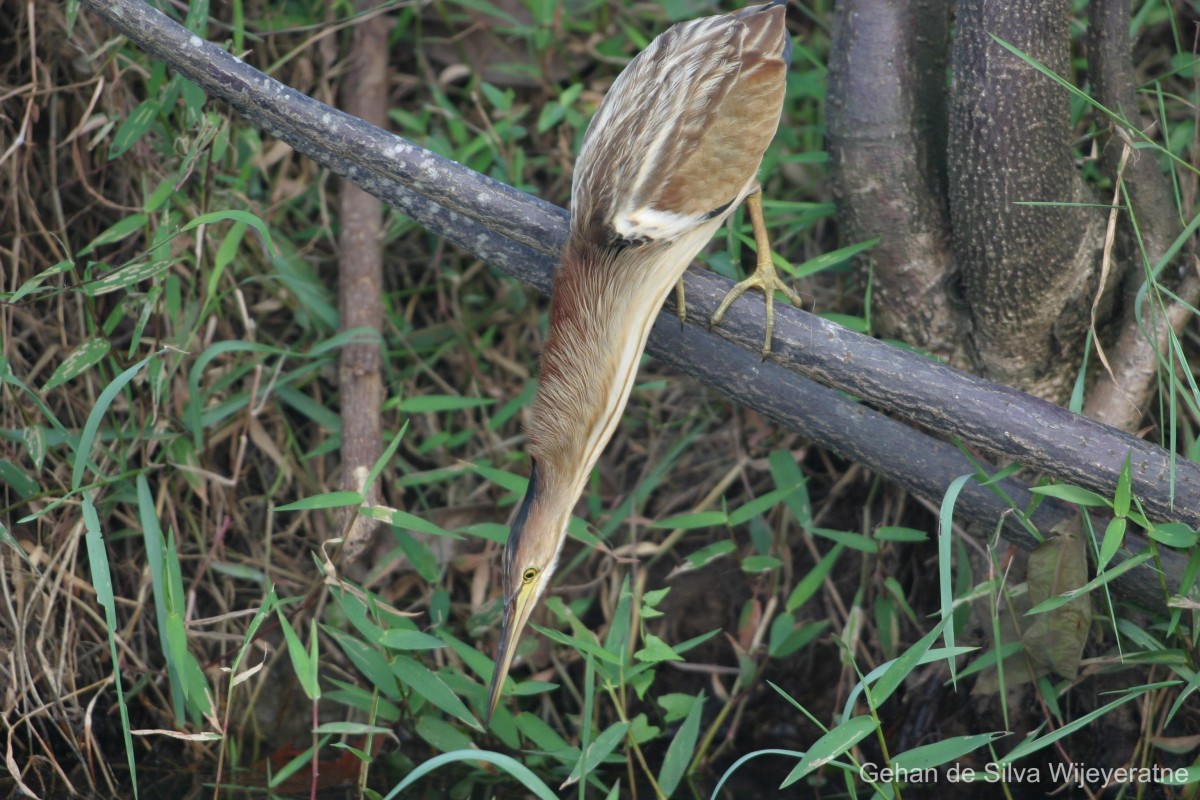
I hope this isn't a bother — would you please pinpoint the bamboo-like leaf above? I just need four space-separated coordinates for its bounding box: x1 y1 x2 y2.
515 713 579 762
890 732 1007 772
276 491 363 511
780 716 877 788
1097 516 1127 572
276 610 318 700
786 544 843 612
651 510 727 530
938 473 973 682
769 448 813 527
657 691 705 796
10 260 74 302
391 656 480 731
313 722 394 736
791 237 879 279
741 555 783 573
85 260 173 296
1027 549 1154 615
83 496 139 798
44 338 110 392
729 485 799 526
1114 454 1132 517
874 526 928 542
467 462 529 494
683 539 736 568
1148 522 1198 548
181 208 277 256
324 628 401 700
108 100 158 160
1029 483 1112 508
22 425 45 471
415 715 474 753
399 394 496 413
378 629 445 651
870 622 945 710
80 215 148 257
564 721 630 786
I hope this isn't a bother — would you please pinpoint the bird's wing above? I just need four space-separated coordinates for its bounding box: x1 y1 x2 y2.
571 4 788 248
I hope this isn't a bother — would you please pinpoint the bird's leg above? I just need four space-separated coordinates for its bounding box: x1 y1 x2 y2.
675 276 687 327
709 189 805 356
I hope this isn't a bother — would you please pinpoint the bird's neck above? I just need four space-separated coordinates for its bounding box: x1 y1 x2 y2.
524 240 678 504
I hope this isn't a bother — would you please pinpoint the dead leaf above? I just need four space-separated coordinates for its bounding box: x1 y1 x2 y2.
1023 523 1091 680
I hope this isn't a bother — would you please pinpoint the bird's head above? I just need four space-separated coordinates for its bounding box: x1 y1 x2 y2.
486 462 570 722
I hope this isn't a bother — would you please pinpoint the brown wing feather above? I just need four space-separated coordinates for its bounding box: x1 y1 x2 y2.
570 3 789 247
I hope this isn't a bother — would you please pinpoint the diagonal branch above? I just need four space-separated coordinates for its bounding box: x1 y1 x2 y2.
80 0 1191 607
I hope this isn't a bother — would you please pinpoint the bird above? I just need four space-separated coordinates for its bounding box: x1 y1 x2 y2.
486 0 799 722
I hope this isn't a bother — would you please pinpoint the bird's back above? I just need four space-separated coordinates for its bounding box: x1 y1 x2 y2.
570 2 790 251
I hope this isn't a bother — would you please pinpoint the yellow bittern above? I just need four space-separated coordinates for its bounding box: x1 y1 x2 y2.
487 0 798 721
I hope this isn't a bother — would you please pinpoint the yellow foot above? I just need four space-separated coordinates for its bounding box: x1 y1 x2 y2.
709 190 803 356
675 276 687 328
709 260 804 356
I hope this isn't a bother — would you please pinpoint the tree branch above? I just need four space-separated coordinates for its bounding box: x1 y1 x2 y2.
80 0 1192 607
337 4 390 561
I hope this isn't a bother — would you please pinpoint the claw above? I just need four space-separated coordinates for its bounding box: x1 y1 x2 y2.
709 190 802 356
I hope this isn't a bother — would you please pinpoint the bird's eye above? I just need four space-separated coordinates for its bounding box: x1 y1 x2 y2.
522 567 538 584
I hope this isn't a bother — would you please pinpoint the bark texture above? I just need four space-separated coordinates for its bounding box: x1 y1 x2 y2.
827 0 960 361
949 0 1106 399
828 0 1197 433
337 7 390 561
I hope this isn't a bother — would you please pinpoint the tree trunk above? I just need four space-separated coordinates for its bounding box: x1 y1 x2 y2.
829 0 1191 419
949 0 1107 399
827 0 961 363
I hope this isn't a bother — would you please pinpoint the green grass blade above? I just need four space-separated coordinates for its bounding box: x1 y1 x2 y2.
72 355 153 490
276 609 319 700
83 495 138 799
43 338 111 392
658 691 705 796
841 646 976 724
1026 548 1154 615
938 474 973 684
891 732 1007 772
180 208 277 256
997 682 1175 765
565 721 630 786
709 749 806 799
137 475 185 722
382 750 558 800
866 621 947 711
780 715 877 788
391 655 481 731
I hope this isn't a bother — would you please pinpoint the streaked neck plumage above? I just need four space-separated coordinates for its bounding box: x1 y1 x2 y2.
514 216 726 557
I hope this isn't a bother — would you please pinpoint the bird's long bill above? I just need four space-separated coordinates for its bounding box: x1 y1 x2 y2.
486 580 540 723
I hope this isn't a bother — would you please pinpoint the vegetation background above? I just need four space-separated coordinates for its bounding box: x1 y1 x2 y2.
0 1 1197 798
